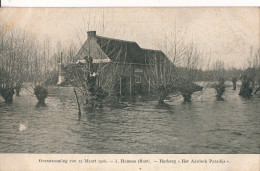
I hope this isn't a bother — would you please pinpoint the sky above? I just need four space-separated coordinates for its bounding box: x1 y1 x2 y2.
0 8 259 69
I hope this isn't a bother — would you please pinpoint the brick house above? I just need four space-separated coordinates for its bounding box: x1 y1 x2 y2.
73 31 173 96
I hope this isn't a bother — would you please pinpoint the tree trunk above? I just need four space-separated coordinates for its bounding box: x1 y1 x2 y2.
158 85 168 104
232 83 236 90
239 75 252 97
231 77 237 90
215 84 225 100
215 77 225 100
181 92 192 102
15 85 21 96
34 85 48 104
1 88 15 103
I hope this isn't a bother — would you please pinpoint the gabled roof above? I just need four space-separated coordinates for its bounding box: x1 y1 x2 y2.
75 31 171 65
96 36 145 63
142 48 170 64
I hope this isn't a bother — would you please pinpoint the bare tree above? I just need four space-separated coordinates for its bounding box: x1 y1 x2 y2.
0 25 33 102
152 26 205 103
60 14 126 110
240 47 260 96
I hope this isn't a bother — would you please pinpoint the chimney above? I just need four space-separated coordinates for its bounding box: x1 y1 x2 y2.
87 31 96 39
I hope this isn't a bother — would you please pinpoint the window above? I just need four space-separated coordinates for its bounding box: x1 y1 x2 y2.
135 75 141 83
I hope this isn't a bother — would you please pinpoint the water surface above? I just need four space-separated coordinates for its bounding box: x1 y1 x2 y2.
0 84 259 153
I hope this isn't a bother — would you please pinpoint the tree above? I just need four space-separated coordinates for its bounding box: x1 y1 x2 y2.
0 25 32 103
240 47 260 96
152 26 204 104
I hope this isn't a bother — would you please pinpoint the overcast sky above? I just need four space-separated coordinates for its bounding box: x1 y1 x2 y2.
0 8 259 69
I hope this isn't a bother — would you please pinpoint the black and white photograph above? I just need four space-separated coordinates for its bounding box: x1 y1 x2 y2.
0 7 259 156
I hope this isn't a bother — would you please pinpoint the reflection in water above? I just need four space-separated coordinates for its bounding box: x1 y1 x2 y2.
216 96 225 101
0 86 259 153
35 102 47 108
155 102 173 110
181 100 193 105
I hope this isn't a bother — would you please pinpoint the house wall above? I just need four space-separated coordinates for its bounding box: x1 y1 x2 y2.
98 63 152 96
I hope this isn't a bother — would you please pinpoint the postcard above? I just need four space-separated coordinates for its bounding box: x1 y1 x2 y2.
0 7 259 171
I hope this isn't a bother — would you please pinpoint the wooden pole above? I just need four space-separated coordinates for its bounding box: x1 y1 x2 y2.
73 88 81 120
148 77 151 94
129 76 132 95
59 52 63 77
119 76 122 95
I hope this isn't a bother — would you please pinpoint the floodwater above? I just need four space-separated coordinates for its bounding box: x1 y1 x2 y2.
0 82 259 154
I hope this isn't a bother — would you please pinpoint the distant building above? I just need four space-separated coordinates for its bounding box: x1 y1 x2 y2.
72 31 173 95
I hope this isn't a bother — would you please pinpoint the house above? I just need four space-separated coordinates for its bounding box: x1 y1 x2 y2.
72 31 174 96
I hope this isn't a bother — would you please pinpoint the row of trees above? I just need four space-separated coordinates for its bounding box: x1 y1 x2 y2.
0 24 73 104
1 18 258 106
56 20 259 106
0 25 38 103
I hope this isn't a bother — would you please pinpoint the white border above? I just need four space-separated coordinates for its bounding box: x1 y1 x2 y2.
1 0 260 7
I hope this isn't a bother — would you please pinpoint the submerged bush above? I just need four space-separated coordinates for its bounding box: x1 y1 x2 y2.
34 85 48 104
239 74 253 97
0 87 15 103
214 77 225 100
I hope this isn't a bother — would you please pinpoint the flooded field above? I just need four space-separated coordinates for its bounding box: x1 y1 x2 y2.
0 83 259 154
